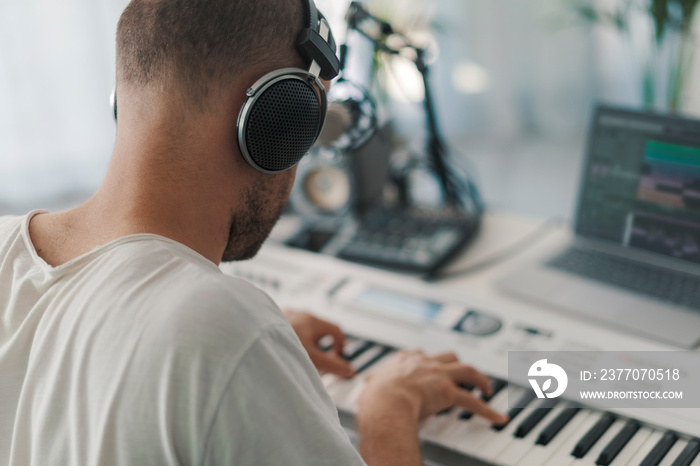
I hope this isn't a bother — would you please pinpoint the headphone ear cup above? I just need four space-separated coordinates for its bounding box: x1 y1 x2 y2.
239 77 324 173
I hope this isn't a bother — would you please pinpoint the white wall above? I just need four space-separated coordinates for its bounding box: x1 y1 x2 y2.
0 0 127 212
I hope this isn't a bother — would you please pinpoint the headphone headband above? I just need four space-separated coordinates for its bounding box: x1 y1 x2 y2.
301 0 318 31
297 0 339 80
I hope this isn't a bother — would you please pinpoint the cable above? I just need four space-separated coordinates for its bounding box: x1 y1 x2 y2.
424 216 566 282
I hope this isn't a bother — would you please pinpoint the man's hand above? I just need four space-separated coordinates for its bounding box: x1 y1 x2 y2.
360 349 508 424
283 310 354 378
356 350 508 466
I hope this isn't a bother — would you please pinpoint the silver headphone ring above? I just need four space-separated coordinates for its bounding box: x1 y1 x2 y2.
237 68 328 174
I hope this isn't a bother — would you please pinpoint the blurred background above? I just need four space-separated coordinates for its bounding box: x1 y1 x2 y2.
1 0 699 218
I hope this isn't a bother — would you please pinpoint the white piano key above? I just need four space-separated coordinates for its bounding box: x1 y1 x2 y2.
480 399 541 462
541 411 604 466
449 387 525 462
341 338 368 358
328 347 396 412
516 408 591 466
607 426 652 465
496 404 565 466
623 430 664 465
326 345 386 407
575 418 627 466
420 409 463 443
658 438 688 466
431 389 485 445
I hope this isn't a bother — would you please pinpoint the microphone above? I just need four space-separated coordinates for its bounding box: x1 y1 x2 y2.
315 78 377 152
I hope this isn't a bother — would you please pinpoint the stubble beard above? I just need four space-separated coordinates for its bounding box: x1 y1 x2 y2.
220 175 291 262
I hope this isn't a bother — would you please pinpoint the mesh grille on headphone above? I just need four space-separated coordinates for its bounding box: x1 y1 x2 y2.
244 79 322 172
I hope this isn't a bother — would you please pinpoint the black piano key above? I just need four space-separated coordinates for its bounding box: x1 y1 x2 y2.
671 439 700 466
482 379 507 402
459 379 506 421
536 407 581 446
342 340 373 361
355 346 393 374
514 399 558 438
572 412 616 458
437 407 453 416
641 431 678 466
595 419 640 465
492 391 537 431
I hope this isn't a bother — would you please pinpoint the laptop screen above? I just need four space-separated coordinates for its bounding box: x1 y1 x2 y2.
575 106 700 265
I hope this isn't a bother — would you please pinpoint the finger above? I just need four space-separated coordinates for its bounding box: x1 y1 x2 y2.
309 347 355 378
443 362 493 396
453 389 509 425
431 351 459 363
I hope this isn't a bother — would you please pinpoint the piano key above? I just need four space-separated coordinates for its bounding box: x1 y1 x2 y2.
659 439 689 466
420 408 463 442
425 386 503 446
420 381 475 441
480 404 536 460
325 344 387 406
641 431 678 466
671 439 700 466
439 385 518 459
595 419 640 466
494 400 562 466
460 382 475 391
626 430 665 466
516 408 591 466
326 345 393 412
514 399 558 438
537 406 581 446
572 418 627 466
420 376 484 442
572 412 616 458
355 345 393 374
317 334 334 352
483 378 507 402
334 350 397 412
458 378 507 420
493 391 537 431
542 411 604 466
341 338 373 360
607 426 652 465
690 446 700 466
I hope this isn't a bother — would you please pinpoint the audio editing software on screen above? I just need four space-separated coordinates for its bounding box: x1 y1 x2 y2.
577 109 700 264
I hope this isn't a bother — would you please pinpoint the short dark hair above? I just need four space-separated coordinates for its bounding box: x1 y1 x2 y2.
116 0 304 108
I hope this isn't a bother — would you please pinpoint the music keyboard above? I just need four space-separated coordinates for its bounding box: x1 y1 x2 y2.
324 335 700 466
221 243 700 466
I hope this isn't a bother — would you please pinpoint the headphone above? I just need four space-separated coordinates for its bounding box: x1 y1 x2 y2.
112 0 340 174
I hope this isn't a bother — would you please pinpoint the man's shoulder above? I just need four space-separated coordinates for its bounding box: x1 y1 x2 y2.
0 214 24 238
98 237 288 352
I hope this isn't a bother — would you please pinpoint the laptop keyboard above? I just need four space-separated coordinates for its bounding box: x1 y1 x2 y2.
547 247 700 311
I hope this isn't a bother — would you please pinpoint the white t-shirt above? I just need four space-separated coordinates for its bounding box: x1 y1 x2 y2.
0 211 365 466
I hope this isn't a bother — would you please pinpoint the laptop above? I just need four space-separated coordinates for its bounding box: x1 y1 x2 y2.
498 105 700 348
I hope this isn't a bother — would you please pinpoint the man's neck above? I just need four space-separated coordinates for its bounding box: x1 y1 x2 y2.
30 131 237 267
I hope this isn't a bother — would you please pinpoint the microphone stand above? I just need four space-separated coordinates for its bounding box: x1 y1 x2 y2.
344 2 478 211
415 48 459 207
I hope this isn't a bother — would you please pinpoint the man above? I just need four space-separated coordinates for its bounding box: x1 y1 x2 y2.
0 0 507 464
